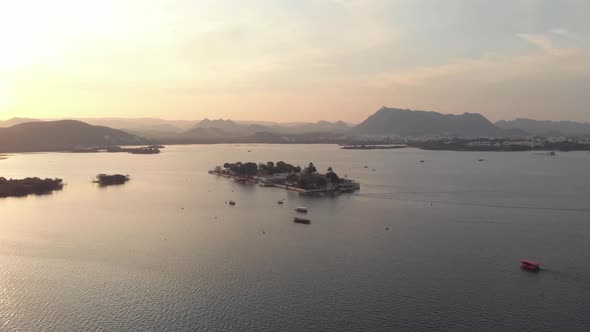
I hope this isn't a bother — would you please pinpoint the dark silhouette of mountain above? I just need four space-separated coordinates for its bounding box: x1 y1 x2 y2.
0 120 149 153
496 118 590 137
351 107 502 137
0 117 40 127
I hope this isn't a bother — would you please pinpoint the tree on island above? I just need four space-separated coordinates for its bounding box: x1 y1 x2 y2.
304 163 318 174
0 177 63 198
239 162 258 177
325 171 340 184
297 174 326 190
94 174 130 186
286 173 299 184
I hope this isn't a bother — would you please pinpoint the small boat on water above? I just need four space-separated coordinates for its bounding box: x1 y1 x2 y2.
229 200 236 206
520 259 540 272
277 200 284 205
295 206 308 213
293 217 311 224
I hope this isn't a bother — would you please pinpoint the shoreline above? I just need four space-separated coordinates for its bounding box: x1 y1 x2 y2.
2 142 590 154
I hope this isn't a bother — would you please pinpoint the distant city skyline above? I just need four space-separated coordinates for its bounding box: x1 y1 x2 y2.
1 0 589 123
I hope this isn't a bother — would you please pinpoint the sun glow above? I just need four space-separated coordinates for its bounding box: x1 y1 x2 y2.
0 1 123 70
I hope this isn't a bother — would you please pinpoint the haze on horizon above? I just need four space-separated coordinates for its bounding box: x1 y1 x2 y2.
1 0 589 123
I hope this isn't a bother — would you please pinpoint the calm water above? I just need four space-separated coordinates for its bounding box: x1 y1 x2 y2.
1 145 590 331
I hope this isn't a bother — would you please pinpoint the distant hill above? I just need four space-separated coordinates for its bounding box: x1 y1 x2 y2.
161 119 350 143
0 120 149 153
0 117 40 127
496 118 590 137
351 107 504 137
76 118 198 135
274 120 351 134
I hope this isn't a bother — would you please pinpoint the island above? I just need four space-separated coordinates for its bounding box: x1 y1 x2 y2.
209 161 360 193
71 146 161 154
93 174 130 186
0 177 64 198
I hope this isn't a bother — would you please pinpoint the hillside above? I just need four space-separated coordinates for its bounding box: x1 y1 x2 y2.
0 120 149 153
496 118 590 137
0 117 41 127
351 107 502 137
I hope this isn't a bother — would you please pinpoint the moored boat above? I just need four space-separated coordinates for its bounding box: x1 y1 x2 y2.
520 259 540 272
295 206 308 213
293 217 311 224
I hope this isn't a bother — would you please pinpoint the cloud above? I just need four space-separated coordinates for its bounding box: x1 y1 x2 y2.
364 32 590 121
550 28 570 37
517 33 554 51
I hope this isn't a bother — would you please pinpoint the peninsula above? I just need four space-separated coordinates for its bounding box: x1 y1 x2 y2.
72 146 161 154
341 144 406 150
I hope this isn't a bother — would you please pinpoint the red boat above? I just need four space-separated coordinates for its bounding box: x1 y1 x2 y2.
293 217 311 224
520 259 540 272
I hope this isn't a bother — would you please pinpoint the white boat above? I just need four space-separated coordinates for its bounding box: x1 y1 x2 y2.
295 206 308 213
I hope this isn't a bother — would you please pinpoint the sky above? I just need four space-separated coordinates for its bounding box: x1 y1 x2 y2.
0 0 589 123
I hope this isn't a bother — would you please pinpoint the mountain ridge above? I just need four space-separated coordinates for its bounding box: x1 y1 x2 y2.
350 107 502 137
0 120 150 153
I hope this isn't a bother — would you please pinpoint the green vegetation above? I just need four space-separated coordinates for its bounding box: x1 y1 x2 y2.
222 161 302 177
94 174 130 186
0 177 63 198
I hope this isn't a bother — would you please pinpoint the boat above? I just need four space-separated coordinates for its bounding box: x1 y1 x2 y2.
295 206 308 213
229 200 236 206
549 151 556 156
277 200 284 205
520 259 540 272
293 217 311 224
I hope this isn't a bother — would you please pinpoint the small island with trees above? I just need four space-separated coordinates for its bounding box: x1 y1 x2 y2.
209 161 360 193
0 177 64 198
93 174 130 186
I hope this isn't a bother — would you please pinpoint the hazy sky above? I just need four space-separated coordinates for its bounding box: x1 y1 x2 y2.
1 0 589 123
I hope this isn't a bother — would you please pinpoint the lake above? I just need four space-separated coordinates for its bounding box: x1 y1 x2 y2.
1 144 590 331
